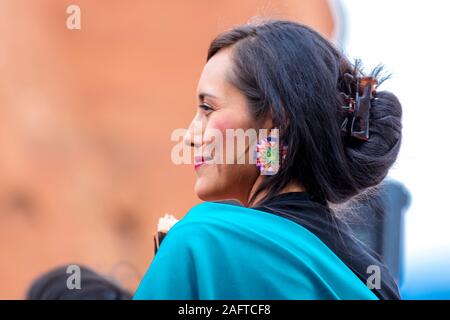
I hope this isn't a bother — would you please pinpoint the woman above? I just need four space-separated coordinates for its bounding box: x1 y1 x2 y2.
134 20 402 300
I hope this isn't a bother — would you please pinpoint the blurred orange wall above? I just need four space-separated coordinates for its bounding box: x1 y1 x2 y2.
0 0 335 299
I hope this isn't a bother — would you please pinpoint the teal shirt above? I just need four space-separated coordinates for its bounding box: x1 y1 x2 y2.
133 202 378 300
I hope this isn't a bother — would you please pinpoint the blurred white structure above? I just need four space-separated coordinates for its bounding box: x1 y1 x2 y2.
338 0 450 298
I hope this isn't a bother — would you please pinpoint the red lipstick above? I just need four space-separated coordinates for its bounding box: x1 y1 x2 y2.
194 156 205 170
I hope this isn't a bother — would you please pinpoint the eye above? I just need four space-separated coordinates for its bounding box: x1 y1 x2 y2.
199 103 214 113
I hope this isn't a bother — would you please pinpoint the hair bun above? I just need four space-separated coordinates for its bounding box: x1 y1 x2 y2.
343 89 402 194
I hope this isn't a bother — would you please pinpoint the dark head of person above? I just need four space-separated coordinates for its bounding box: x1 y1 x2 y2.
206 19 402 207
26 265 132 300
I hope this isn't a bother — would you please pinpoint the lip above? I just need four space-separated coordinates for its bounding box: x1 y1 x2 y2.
194 162 205 170
194 155 213 171
194 156 205 171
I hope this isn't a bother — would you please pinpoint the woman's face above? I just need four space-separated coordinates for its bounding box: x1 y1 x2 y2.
184 48 265 205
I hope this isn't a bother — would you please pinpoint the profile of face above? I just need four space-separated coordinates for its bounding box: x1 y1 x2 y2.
183 48 270 206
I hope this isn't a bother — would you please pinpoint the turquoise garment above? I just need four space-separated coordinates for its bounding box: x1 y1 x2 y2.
133 202 378 300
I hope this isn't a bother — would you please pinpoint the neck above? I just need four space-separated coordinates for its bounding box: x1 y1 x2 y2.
245 175 306 207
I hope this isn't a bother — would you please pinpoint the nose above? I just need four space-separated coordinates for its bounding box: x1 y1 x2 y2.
183 119 203 148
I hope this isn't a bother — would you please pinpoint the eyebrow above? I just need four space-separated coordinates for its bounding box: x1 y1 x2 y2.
198 92 219 101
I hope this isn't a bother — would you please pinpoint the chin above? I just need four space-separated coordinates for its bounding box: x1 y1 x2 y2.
194 182 217 201
194 179 227 202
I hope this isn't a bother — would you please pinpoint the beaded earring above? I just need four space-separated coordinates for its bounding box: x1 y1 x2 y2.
255 129 287 175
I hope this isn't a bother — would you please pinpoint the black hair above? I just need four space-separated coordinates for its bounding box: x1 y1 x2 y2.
26 265 132 300
207 19 402 206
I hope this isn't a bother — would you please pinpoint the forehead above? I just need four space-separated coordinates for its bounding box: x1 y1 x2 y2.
197 48 234 96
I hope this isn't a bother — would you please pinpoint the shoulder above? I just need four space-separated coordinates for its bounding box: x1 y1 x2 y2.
161 201 331 259
166 201 304 242
160 202 244 247
178 201 307 230
154 202 377 299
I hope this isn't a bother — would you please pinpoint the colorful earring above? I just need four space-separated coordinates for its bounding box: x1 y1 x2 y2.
255 130 287 175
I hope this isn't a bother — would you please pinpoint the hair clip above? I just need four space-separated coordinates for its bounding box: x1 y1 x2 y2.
340 74 378 141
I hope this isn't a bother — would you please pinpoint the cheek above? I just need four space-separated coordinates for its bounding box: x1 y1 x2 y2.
206 113 253 150
204 113 257 164
205 117 238 157
207 117 235 134
207 107 253 132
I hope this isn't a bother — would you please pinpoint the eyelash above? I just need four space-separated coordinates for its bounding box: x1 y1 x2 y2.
199 104 214 112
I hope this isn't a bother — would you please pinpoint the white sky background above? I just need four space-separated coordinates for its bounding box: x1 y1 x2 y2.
338 0 450 292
